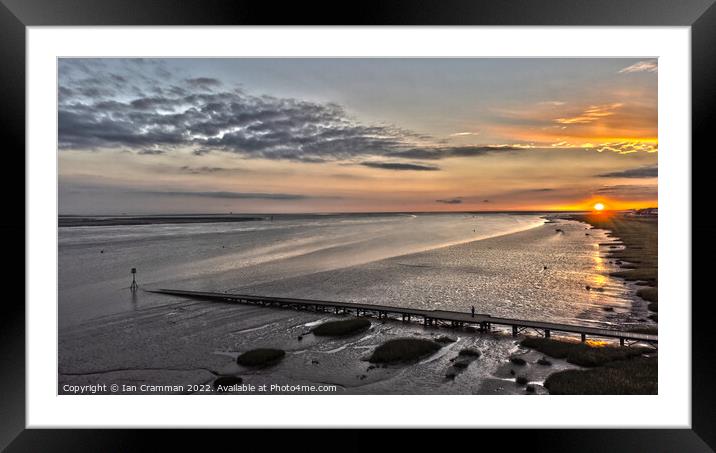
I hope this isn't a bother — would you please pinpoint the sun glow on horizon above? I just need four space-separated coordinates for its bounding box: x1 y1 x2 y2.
594 203 605 211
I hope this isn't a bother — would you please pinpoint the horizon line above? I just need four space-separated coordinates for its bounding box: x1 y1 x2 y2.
58 208 657 217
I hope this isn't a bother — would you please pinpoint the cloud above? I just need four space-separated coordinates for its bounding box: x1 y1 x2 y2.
58 59 528 164
593 184 657 199
330 173 369 180
619 60 658 74
555 103 623 125
185 77 222 89
138 190 320 200
137 149 165 155
436 198 463 204
59 59 175 103
360 162 440 171
598 165 658 178
129 96 183 111
593 141 657 154
489 100 656 150
387 145 517 160
178 166 244 174
450 132 479 136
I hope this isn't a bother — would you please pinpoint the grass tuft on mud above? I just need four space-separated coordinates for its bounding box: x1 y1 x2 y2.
236 348 285 367
213 375 243 389
520 337 647 367
312 318 371 337
544 357 657 394
369 338 442 364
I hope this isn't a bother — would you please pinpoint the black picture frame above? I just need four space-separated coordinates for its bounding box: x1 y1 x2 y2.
2 0 714 450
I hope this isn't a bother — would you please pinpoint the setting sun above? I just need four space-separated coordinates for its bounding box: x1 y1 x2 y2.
594 203 605 211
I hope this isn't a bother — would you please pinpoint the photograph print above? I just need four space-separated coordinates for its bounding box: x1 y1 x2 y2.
58 57 658 396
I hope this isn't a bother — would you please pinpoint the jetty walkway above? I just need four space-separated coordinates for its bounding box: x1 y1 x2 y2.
151 288 657 346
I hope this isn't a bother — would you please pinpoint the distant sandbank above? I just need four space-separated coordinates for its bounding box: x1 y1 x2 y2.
59 215 265 227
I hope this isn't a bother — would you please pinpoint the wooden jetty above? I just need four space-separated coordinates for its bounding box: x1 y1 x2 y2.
150 288 657 346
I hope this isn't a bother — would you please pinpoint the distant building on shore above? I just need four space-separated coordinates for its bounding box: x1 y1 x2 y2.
626 207 658 217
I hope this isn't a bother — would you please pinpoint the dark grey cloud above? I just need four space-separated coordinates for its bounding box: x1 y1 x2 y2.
58 59 522 165
59 59 173 103
186 77 222 89
360 162 440 171
58 86 74 97
58 108 187 149
137 149 166 155
330 173 368 180
178 166 243 174
139 190 318 200
491 187 555 198
59 179 321 202
594 184 657 199
598 165 658 178
466 187 570 204
130 96 183 111
436 198 463 204
388 146 518 160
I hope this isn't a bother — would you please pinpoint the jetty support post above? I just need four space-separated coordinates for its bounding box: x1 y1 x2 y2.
620 337 625 346
581 333 586 342
512 325 518 337
544 329 551 338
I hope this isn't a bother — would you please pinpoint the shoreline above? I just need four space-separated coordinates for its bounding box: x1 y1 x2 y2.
552 212 658 325
532 212 658 394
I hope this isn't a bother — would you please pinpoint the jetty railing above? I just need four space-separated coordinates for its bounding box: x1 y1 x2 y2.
150 288 657 347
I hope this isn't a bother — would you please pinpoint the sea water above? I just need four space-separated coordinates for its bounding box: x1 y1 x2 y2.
58 213 647 329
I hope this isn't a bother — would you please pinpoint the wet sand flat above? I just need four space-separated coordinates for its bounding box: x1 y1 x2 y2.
59 219 649 395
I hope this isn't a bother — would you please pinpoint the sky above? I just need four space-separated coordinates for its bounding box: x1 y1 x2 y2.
58 58 658 214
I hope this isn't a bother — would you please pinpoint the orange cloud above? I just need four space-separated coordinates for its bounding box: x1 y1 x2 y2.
555 103 624 125
484 99 656 152
594 141 658 154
